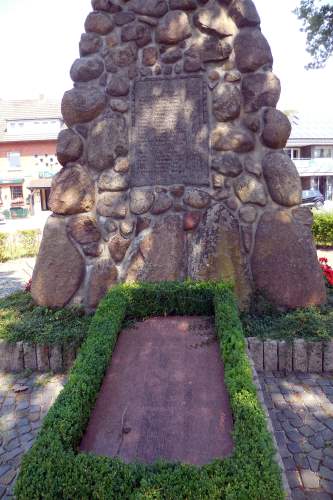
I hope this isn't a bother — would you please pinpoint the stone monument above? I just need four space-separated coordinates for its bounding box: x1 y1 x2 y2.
32 0 326 311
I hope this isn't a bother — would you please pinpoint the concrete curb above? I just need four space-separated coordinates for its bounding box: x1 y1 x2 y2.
246 346 292 500
247 337 333 374
0 339 80 373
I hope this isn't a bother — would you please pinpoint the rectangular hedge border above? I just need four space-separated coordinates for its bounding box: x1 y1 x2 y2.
15 281 284 499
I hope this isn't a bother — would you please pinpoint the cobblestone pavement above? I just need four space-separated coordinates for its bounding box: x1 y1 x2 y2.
260 373 333 499
0 258 35 298
0 371 66 498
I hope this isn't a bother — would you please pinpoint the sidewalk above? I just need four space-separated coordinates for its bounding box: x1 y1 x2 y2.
0 258 35 298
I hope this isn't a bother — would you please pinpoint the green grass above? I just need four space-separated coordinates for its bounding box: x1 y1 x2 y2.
0 291 91 345
241 292 333 342
15 281 284 500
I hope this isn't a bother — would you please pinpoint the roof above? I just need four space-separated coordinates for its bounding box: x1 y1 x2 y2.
287 114 333 147
294 158 333 177
0 98 62 143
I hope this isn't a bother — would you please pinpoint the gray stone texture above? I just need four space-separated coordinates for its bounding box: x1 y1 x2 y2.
264 340 278 372
32 0 325 312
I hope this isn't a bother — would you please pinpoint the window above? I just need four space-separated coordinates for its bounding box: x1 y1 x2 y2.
314 148 333 159
7 152 21 170
10 186 23 200
285 148 300 160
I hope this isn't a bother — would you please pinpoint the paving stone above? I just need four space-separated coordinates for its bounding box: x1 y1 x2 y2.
322 455 333 469
288 442 302 454
320 479 333 494
320 466 333 481
0 468 16 486
275 431 286 446
310 448 324 460
323 447 333 458
306 492 331 500
309 457 321 472
285 430 301 443
294 453 309 468
282 456 295 471
300 469 320 489
291 489 307 500
0 465 10 478
287 470 302 488
309 435 326 449
299 425 315 437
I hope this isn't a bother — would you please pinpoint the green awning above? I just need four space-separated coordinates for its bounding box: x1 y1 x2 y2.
0 178 24 185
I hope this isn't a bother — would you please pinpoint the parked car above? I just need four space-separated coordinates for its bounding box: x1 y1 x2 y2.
0 212 5 224
301 189 325 209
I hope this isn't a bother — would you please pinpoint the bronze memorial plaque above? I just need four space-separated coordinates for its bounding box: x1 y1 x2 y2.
131 76 209 187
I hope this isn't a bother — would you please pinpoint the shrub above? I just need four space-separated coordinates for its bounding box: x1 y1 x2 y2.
0 229 40 262
312 211 333 246
15 282 284 500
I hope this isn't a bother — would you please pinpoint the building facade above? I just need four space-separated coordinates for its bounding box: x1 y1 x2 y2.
285 116 333 200
0 98 62 217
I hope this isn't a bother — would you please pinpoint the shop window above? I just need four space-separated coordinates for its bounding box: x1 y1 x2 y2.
7 152 21 170
10 186 23 200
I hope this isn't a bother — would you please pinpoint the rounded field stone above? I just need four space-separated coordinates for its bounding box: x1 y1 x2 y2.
85 12 114 35
183 212 201 231
121 22 152 48
262 108 291 149
193 4 234 37
61 87 106 126
92 0 121 12
211 152 243 177
234 174 267 206
130 190 154 215
128 0 168 18
114 157 130 173
234 28 272 73
170 0 197 10
67 214 101 244
213 84 242 122
56 129 83 166
242 72 281 112
31 216 85 308
212 124 255 153
97 192 128 218
156 11 191 44
79 33 102 56
228 0 260 27
109 234 131 263
143 46 158 66
70 56 104 82
49 165 95 215
98 172 129 191
151 192 173 215
110 98 129 112
262 152 302 207
114 12 136 26
87 116 128 171
252 209 326 308
106 75 130 96
108 44 138 68
183 189 210 209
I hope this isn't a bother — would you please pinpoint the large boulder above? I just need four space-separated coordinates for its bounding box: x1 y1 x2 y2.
31 216 85 308
86 261 118 309
61 87 106 126
188 204 252 309
252 210 326 308
234 28 272 73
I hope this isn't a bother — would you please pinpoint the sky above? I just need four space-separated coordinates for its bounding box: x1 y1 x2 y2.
0 0 332 118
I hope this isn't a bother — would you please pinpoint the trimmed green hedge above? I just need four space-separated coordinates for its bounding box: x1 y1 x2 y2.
313 211 333 247
15 281 284 500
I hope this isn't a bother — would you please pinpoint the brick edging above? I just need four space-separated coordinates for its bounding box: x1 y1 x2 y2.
0 339 80 373
247 337 333 373
246 346 292 500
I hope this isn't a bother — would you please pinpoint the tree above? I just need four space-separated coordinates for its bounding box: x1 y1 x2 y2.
294 0 333 69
